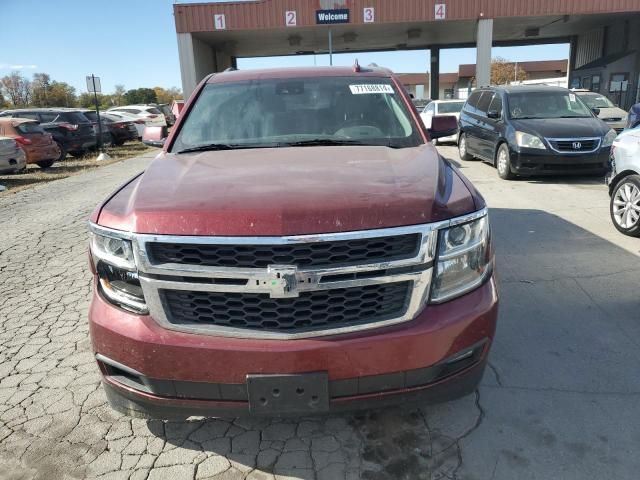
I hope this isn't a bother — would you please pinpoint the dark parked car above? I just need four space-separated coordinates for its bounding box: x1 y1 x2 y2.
101 113 139 145
627 103 640 130
154 104 176 126
79 110 113 147
0 108 96 160
458 86 616 179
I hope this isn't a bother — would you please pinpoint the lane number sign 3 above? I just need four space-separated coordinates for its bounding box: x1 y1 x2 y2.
435 3 446 20
364 7 374 23
286 11 297 27
214 14 226 30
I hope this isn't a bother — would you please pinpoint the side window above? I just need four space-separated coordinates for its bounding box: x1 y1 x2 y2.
423 103 435 115
466 91 482 111
40 113 58 122
488 95 503 117
476 92 494 115
17 112 39 121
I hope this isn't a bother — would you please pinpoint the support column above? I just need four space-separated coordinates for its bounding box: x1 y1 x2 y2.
430 47 440 100
177 33 198 99
475 18 493 88
568 35 577 88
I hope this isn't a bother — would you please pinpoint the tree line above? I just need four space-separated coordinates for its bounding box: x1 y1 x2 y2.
0 71 182 110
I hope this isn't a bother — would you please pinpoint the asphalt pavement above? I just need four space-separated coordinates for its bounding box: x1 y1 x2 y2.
0 145 638 480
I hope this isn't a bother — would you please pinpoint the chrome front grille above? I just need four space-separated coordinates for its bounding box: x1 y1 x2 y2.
546 137 601 154
106 209 487 339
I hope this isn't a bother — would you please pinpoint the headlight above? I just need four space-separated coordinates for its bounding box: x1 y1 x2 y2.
515 131 546 150
430 214 493 303
602 129 617 147
90 232 135 271
90 228 147 313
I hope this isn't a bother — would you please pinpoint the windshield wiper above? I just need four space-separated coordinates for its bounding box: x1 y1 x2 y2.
176 143 279 154
557 115 590 118
280 139 367 147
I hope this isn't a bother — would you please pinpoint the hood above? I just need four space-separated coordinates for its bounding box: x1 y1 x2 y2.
596 106 627 121
98 145 478 236
510 117 609 139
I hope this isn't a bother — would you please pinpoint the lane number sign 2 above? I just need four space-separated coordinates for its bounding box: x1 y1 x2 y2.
364 7 374 23
435 3 446 20
214 14 226 30
286 11 297 27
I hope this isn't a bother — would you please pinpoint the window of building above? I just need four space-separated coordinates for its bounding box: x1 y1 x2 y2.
609 73 629 93
582 77 591 90
591 75 601 92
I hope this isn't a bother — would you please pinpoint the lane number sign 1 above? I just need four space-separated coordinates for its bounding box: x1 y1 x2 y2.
286 11 297 27
214 14 226 30
364 7 374 23
435 3 446 20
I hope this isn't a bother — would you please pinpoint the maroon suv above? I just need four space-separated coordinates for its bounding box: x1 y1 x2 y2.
88 67 498 419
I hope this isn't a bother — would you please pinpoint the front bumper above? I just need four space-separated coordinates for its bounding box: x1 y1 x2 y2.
510 146 610 175
90 276 498 418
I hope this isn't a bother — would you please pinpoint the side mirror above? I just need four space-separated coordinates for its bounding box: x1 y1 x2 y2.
142 126 167 147
428 115 458 140
487 110 501 119
591 107 600 116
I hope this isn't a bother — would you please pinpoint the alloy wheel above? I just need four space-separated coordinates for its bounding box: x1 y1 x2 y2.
497 149 508 175
612 182 640 229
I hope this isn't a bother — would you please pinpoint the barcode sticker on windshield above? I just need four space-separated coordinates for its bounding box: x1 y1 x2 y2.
349 84 394 94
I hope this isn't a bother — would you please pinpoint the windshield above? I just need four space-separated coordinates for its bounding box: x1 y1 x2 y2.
508 91 593 119
438 102 464 114
171 77 422 152
577 93 616 109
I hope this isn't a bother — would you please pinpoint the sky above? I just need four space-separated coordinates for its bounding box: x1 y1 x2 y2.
0 0 569 95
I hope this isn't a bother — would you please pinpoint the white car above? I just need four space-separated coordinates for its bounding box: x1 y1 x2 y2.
107 105 167 128
607 127 640 236
420 100 465 144
102 111 147 138
574 90 628 133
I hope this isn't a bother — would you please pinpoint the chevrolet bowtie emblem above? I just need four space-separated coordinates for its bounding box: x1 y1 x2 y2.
267 265 299 298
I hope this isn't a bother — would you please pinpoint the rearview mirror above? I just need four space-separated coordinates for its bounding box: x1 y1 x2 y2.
142 126 167 147
591 107 600 116
428 115 458 140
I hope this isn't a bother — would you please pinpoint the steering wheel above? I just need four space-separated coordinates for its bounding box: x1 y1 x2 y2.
334 120 384 138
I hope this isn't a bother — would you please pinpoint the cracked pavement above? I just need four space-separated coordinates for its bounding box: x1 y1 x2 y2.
1 146 640 479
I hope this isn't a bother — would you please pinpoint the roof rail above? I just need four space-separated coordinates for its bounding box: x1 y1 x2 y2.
223 67 237 72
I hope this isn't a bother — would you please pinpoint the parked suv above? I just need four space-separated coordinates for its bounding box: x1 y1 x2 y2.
0 118 60 168
89 67 498 419
0 108 95 160
458 86 615 180
607 127 640 236
107 105 167 127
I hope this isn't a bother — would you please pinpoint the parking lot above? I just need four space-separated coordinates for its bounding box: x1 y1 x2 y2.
0 144 639 480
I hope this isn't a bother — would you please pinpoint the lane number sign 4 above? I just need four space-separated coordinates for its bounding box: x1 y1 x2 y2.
286 11 297 27
435 3 446 20
364 7 374 23
214 14 226 30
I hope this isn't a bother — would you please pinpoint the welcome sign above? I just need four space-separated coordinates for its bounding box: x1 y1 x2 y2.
316 9 350 24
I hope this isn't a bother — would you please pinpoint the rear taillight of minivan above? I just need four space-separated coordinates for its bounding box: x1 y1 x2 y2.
59 122 79 131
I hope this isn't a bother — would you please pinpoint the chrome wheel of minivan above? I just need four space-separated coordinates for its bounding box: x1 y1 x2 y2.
458 134 472 161
611 176 640 236
496 144 514 180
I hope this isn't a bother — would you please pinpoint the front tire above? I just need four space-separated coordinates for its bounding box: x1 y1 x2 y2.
458 133 473 161
496 144 515 180
36 160 54 169
610 175 640 237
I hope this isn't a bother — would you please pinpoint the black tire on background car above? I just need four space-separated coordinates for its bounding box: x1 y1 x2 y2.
610 174 640 237
54 141 66 161
113 139 125 146
458 133 473 160
36 160 54 169
69 150 86 158
496 143 515 180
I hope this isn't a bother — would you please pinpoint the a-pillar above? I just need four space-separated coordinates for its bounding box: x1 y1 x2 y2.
430 47 440 100
475 19 493 88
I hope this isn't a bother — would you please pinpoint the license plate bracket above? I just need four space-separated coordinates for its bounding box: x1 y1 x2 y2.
247 372 329 415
